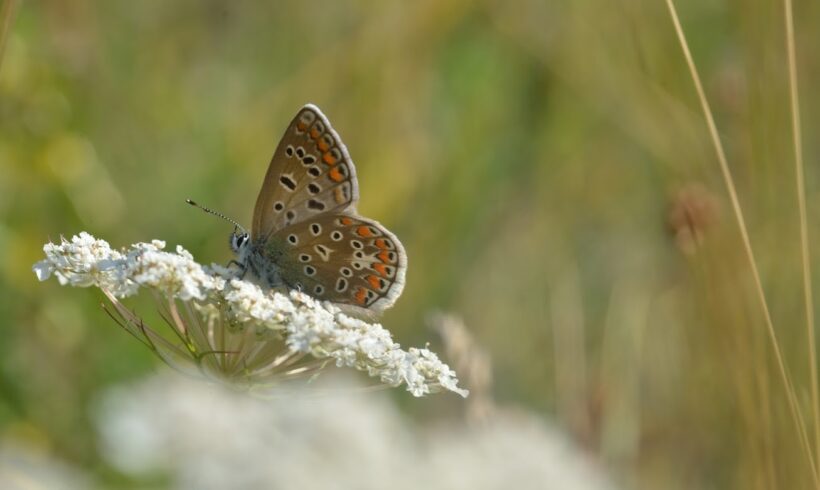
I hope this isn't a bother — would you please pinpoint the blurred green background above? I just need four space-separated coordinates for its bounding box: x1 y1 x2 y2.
3 0 820 488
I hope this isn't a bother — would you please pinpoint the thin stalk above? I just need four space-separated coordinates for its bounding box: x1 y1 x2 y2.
783 0 819 471
101 303 153 350
0 0 18 73
663 0 818 483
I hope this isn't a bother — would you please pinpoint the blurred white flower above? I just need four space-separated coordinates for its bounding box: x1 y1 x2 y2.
33 232 466 397
0 438 91 490
96 372 616 490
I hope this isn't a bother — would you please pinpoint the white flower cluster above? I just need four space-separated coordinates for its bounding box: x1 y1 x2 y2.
33 232 224 300
33 232 467 398
0 439 91 490
97 372 615 490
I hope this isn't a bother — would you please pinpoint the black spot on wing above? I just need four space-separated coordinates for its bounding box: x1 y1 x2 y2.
280 175 297 191
307 199 326 211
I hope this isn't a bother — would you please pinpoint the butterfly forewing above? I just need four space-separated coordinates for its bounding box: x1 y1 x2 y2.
252 104 359 240
262 213 406 312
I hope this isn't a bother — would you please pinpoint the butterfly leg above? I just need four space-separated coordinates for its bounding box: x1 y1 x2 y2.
225 260 248 279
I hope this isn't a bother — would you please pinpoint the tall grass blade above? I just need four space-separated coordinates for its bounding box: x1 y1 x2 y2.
783 0 819 472
0 0 19 73
663 0 818 483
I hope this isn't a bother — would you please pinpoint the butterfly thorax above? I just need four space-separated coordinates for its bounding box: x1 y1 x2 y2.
237 236 290 288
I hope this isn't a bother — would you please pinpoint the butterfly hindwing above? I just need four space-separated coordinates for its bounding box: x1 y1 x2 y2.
252 105 359 241
262 213 407 313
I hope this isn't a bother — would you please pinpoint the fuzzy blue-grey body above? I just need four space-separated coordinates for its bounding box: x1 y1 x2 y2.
231 231 286 288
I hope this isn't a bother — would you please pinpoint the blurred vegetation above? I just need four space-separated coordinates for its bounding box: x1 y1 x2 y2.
2 0 820 488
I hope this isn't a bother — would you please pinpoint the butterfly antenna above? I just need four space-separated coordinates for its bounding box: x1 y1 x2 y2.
186 199 247 234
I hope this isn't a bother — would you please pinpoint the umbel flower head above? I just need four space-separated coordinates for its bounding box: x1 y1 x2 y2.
33 232 467 398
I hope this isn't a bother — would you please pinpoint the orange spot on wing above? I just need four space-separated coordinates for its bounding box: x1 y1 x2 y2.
340 217 353 226
322 152 338 165
318 139 330 152
367 275 381 289
354 287 367 305
297 121 308 131
310 127 321 139
329 167 344 182
374 238 389 249
373 263 388 277
357 226 373 237
378 251 391 263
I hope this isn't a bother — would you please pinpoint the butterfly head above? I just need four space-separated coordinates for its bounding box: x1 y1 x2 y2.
229 230 250 254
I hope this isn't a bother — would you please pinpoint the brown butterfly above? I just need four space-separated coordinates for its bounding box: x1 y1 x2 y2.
216 104 407 313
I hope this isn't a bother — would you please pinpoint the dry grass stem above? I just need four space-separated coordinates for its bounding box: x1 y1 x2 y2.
783 0 819 471
0 0 18 73
664 0 818 483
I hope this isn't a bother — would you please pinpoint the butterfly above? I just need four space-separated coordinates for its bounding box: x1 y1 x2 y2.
226 104 407 313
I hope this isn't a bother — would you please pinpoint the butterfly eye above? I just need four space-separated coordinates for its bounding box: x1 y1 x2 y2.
229 232 248 252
